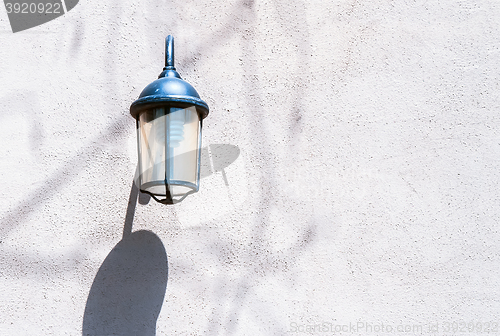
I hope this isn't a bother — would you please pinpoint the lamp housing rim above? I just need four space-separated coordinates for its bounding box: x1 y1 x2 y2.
130 95 209 119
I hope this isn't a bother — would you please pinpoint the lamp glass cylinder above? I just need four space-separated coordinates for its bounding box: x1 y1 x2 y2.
136 105 201 203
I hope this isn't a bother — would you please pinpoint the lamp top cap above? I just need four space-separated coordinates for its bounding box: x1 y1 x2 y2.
129 35 209 119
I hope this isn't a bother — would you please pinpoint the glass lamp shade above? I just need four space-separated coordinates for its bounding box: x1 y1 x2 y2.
136 105 202 204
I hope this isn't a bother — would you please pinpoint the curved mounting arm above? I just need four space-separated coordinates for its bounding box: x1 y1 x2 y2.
158 35 181 78
165 35 175 69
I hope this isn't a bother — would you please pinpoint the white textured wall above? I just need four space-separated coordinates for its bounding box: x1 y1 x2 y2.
1 0 500 335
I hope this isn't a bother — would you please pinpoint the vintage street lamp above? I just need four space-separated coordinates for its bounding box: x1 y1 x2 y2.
130 35 209 204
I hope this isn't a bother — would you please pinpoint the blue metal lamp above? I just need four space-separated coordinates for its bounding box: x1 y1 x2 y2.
130 36 209 204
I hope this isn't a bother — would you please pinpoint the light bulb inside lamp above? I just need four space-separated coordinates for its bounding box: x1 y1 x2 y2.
167 107 185 148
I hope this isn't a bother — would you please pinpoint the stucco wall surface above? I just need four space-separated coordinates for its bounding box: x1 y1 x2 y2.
0 0 499 335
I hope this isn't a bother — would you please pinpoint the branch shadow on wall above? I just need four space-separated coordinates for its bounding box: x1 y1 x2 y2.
82 183 168 336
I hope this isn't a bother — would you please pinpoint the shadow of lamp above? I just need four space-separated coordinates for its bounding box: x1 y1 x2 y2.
130 35 210 205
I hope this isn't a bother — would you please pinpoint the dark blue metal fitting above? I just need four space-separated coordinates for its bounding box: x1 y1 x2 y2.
130 35 209 120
